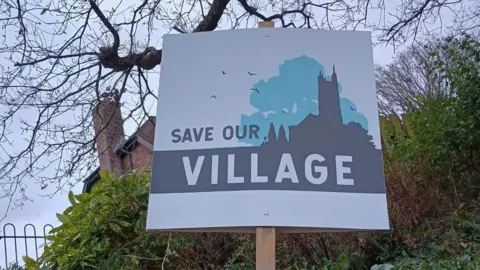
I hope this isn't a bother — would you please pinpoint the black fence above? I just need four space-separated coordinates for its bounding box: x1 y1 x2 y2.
1 223 54 269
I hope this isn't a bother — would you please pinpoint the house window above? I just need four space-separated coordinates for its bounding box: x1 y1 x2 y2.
128 152 133 170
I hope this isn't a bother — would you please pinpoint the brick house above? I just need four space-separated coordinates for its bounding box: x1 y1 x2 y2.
82 96 156 193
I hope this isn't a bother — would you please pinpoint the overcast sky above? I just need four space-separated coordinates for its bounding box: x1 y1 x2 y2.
0 0 461 267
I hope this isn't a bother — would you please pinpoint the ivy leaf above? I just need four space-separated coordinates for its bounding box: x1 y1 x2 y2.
165 246 174 256
45 235 56 241
56 213 70 224
75 193 88 203
68 190 76 205
118 220 130 227
109 223 121 233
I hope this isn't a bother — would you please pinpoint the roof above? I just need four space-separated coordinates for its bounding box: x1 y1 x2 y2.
82 116 156 193
114 116 155 156
82 167 101 193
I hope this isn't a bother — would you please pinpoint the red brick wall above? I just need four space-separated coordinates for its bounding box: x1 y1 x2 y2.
92 100 125 177
137 117 156 145
130 143 153 170
119 143 153 173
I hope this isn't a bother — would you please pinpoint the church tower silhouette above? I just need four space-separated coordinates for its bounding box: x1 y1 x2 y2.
317 66 342 125
264 66 345 144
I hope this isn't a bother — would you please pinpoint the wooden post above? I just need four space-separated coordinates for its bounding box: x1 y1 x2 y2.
258 21 275 28
256 227 276 270
256 21 276 270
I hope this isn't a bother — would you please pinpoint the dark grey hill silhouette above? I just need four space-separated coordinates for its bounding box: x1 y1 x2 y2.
150 66 386 195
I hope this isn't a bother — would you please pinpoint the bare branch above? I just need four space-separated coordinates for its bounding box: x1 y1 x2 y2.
375 37 459 114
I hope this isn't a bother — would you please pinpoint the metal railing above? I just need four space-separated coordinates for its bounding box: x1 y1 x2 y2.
1 223 54 269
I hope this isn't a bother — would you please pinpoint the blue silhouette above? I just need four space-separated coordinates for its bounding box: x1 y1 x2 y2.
239 55 368 146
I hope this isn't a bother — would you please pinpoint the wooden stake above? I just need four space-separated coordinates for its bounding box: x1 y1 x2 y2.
256 227 276 270
258 21 275 28
255 21 276 270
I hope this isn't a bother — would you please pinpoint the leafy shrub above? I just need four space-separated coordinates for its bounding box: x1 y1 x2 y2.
23 167 480 269
370 34 480 269
28 171 250 269
34 171 168 269
1 263 25 270
376 214 480 269
389 35 480 202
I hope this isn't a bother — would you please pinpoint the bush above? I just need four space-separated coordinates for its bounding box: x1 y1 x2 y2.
29 171 252 269
376 214 480 269
26 171 480 269
34 171 168 269
1 263 25 270
388 35 480 203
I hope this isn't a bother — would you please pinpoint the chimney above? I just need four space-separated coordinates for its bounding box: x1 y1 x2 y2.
93 92 125 177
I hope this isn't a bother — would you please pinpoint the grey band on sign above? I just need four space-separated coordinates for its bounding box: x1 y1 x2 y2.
149 145 386 194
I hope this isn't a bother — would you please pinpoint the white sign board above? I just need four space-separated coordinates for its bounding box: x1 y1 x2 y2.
147 28 390 233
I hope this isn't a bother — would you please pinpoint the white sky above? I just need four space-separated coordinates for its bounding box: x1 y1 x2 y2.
0 0 464 266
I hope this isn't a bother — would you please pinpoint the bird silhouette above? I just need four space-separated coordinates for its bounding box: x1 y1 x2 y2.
210 95 217 99
350 106 355 111
282 108 288 114
222 71 226 75
251 88 260 93
248 71 256 76
265 35 270 38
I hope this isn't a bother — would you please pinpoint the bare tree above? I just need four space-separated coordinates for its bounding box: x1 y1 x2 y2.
0 0 477 218
375 40 442 115
375 34 478 115
376 0 480 48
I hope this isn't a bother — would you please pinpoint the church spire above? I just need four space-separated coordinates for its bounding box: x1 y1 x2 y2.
267 122 277 142
332 65 337 82
278 125 287 142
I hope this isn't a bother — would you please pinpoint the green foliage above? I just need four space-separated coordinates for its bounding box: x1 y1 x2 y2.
1 263 25 270
377 215 480 269
37 170 168 269
390 35 480 199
